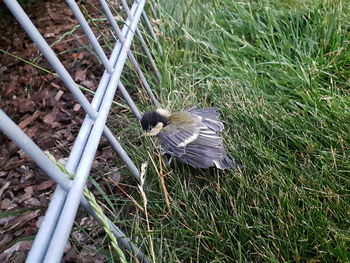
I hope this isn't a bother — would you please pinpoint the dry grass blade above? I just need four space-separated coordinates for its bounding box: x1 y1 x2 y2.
138 162 156 263
146 150 172 214
106 177 146 214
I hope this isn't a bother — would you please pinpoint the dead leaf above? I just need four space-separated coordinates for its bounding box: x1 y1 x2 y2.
62 246 106 263
2 157 27 171
109 171 122 183
12 180 35 191
98 148 114 161
13 229 24 237
79 216 97 228
56 112 71 123
17 150 31 163
11 252 27 263
72 231 86 243
74 69 87 82
0 215 16 226
36 135 57 149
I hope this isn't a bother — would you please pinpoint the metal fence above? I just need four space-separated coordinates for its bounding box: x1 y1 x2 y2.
1 0 159 262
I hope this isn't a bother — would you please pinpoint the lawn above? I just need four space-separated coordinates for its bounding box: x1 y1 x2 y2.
1 0 348 262
128 0 350 262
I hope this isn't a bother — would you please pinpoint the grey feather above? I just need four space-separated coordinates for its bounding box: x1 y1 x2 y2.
158 124 200 157
189 108 220 119
189 108 224 132
213 155 234 169
156 108 237 169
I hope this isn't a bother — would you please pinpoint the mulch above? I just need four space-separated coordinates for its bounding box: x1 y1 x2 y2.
0 1 133 261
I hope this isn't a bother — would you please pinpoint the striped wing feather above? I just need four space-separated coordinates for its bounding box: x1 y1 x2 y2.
176 127 224 168
158 124 200 158
158 108 232 169
189 108 224 132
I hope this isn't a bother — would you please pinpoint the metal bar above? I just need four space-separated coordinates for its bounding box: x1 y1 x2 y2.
67 0 142 119
0 112 73 192
26 4 143 259
26 186 66 263
65 1 140 174
2 1 155 262
99 0 161 108
3 0 141 181
118 81 142 120
136 27 161 77
141 9 163 55
119 0 161 80
43 118 104 262
25 119 95 263
148 0 157 18
43 1 147 261
142 10 158 41
66 0 114 73
0 109 151 263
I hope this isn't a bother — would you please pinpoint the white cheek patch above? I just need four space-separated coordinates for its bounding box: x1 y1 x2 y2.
156 108 171 118
145 122 164 136
177 133 199 147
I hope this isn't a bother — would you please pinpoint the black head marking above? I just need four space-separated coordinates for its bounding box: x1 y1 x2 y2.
141 111 168 131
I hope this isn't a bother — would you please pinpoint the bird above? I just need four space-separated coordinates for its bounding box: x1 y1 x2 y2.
140 107 239 170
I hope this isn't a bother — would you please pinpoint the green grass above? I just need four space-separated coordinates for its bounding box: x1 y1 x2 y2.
3 0 349 261
116 0 350 262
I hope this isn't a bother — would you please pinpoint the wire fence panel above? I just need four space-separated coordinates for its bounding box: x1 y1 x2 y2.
1 0 159 262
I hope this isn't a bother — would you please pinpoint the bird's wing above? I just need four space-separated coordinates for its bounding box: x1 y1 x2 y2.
158 123 201 158
176 126 225 168
188 107 224 132
159 120 226 168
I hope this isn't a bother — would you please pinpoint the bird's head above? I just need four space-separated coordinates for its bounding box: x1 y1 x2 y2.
141 109 171 135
